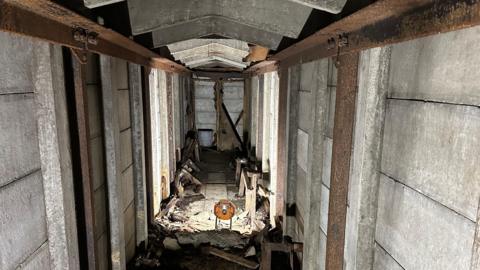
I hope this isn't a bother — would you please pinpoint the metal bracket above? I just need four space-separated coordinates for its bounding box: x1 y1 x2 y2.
72 27 99 64
327 33 349 67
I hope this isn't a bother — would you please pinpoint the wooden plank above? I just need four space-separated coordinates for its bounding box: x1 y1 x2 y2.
325 53 359 270
72 53 97 270
205 247 259 269
0 0 189 73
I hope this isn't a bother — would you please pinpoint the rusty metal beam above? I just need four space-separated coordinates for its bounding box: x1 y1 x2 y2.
325 53 359 270
194 71 246 79
0 0 189 73
276 0 480 64
72 53 97 270
244 0 480 75
244 60 278 76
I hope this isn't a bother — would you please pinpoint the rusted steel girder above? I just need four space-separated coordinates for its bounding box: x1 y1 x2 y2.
245 0 480 75
277 0 480 64
0 0 189 73
325 53 359 270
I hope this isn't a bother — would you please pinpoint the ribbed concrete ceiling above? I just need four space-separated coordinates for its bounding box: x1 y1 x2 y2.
127 0 312 38
84 0 348 69
168 39 250 70
85 0 347 13
151 17 285 50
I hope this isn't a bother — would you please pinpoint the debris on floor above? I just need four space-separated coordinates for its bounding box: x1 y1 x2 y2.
130 138 299 270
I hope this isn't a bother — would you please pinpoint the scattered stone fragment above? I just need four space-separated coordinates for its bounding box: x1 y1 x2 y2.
163 237 182 251
244 246 256 257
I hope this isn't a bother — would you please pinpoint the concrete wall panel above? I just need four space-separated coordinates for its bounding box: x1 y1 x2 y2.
120 129 133 171
91 136 106 191
196 112 217 125
376 175 475 270
0 34 36 95
19 242 51 270
389 27 480 106
295 168 307 219
0 94 40 186
321 137 332 188
194 81 215 98
194 80 216 133
122 165 134 211
297 91 312 131
223 99 243 114
319 184 329 235
87 85 103 138
381 100 480 221
114 58 129 90
118 89 131 131
373 245 403 270
94 185 108 238
0 172 48 270
96 234 109 270
318 232 327 270
124 202 136 261
296 129 309 172
195 99 215 112
326 87 336 139
300 61 315 91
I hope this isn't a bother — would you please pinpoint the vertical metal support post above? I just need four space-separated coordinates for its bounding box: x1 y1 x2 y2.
72 53 97 270
325 53 360 270
143 67 155 225
276 67 288 219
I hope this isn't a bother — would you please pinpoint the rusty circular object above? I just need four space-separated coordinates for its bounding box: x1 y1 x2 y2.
214 199 236 220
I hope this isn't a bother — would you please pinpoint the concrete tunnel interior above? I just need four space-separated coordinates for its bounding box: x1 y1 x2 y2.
0 0 480 270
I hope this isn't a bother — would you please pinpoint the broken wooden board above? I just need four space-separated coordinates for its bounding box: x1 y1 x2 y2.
204 247 259 269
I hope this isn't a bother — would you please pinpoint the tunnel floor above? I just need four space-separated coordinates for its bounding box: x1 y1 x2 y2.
129 148 280 270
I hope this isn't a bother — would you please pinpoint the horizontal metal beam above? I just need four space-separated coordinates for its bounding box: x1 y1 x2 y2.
244 60 278 76
272 0 480 66
0 0 189 73
194 71 246 79
151 17 284 49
